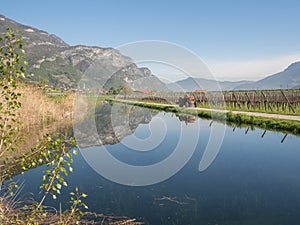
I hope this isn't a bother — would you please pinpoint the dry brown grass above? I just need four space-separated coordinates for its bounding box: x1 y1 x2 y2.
18 85 74 151
0 88 146 224
0 196 144 225
19 86 74 128
1 85 74 165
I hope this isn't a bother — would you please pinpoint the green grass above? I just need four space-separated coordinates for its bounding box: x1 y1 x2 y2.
102 97 300 136
199 103 300 116
226 112 300 135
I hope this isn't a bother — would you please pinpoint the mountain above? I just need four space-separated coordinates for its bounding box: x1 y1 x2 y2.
167 77 253 91
0 15 166 90
235 62 300 90
168 62 300 91
2 14 299 92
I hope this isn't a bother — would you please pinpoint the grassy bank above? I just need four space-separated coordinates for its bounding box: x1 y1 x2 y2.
0 195 143 225
105 98 300 136
1 89 143 225
1 85 74 165
194 102 300 116
19 85 73 127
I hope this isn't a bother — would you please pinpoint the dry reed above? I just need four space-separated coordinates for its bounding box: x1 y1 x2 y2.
1 85 74 164
0 196 144 225
19 86 73 128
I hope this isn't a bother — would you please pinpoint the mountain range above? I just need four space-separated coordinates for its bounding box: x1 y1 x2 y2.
0 14 166 91
235 62 300 90
1 14 300 91
167 77 253 91
168 61 300 91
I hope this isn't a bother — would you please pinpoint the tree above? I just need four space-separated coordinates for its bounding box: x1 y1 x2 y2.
0 28 26 160
108 86 119 95
0 28 88 225
119 84 133 99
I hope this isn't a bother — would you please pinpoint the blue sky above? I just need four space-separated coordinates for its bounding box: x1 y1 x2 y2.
1 0 300 81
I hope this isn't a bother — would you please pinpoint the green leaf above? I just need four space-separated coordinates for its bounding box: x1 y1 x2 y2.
81 193 88 198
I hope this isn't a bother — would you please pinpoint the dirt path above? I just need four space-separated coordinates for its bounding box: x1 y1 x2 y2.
185 106 300 121
229 110 300 121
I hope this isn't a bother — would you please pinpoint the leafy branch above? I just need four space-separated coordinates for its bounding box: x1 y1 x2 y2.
0 28 88 224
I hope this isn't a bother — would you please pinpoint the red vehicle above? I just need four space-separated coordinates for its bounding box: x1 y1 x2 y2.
178 95 196 107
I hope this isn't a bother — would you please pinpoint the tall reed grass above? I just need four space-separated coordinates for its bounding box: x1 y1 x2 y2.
1 85 74 163
19 86 73 128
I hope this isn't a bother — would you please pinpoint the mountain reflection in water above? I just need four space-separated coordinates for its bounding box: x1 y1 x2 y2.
13 103 300 225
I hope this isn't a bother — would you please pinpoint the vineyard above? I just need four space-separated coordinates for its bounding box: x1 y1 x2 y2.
117 89 300 115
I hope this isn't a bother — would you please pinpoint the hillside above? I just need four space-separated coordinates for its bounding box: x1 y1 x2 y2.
168 61 300 91
167 77 253 91
2 14 299 92
235 62 300 90
0 14 166 90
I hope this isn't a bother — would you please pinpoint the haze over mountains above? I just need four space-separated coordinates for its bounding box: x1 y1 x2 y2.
236 62 300 90
1 14 300 91
167 78 254 91
168 62 300 91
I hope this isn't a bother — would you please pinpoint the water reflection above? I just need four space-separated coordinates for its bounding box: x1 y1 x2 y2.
79 103 201 186
177 115 196 125
95 102 155 145
74 102 156 148
15 105 300 225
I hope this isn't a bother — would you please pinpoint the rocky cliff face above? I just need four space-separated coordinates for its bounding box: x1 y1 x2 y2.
0 14 166 90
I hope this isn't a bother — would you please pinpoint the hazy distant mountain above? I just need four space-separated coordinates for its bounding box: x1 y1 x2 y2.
235 62 300 90
168 62 300 91
167 77 253 91
0 14 165 90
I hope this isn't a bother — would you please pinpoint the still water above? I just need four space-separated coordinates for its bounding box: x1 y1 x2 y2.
16 103 300 225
